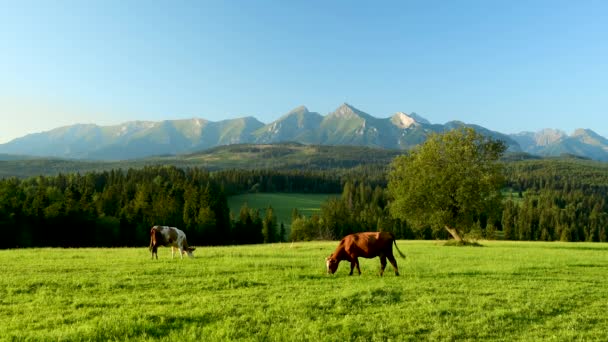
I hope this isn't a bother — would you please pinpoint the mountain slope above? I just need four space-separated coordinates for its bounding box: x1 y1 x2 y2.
317 103 390 147
443 121 521 151
316 104 443 150
252 106 323 144
0 117 264 160
510 129 568 154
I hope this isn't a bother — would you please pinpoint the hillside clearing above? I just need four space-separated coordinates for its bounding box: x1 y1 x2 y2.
227 193 334 229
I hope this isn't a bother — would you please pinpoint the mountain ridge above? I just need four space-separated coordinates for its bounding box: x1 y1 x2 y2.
1 103 607 161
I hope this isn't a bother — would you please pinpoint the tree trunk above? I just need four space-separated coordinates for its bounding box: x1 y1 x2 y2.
444 225 463 241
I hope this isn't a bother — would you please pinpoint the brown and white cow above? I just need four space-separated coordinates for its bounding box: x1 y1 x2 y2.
149 226 196 259
326 231 405 276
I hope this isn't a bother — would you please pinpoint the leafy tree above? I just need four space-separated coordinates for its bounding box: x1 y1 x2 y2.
289 214 325 241
289 216 310 241
388 127 506 241
466 220 483 240
485 221 497 240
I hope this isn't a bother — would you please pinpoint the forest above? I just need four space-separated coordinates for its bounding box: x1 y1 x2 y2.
0 156 607 248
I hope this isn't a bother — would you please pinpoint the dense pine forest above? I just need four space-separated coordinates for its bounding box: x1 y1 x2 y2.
1 156 607 248
502 159 608 242
0 166 355 248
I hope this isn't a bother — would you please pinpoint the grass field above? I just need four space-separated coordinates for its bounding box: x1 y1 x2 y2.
227 193 334 228
1 241 607 341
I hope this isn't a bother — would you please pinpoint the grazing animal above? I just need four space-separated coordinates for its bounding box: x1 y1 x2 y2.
326 231 405 276
149 226 196 259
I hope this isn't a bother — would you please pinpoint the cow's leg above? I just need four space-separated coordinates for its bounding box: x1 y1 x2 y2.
349 261 356 276
171 247 176 259
354 258 361 275
387 254 400 276
179 247 184 259
380 255 387 276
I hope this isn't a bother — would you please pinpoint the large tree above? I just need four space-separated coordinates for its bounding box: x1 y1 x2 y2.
388 127 506 241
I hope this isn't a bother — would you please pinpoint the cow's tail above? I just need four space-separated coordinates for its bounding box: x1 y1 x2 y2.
149 227 157 251
393 239 406 259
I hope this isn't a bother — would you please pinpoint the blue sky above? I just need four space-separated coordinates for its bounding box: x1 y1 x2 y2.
1 0 607 143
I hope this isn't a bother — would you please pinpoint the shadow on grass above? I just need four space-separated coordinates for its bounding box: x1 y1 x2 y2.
444 240 483 247
308 288 403 314
567 263 608 268
297 274 327 280
202 277 267 291
446 270 493 277
91 313 218 340
545 245 608 252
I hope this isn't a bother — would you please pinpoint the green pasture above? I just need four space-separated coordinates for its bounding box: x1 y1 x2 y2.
1 241 608 341
227 193 334 228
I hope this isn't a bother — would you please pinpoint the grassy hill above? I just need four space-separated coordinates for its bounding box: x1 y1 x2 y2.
183 143 402 170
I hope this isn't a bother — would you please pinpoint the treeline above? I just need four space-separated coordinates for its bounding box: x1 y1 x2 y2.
500 159 608 242
0 166 228 248
501 189 607 242
289 158 608 243
213 166 387 195
289 180 419 241
1 157 608 248
1 165 373 248
1 165 390 248
505 158 608 193
213 169 343 195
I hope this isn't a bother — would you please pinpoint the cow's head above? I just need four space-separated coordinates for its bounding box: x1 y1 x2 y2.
184 247 196 258
326 256 339 274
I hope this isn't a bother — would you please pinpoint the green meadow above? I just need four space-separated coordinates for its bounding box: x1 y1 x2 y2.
227 193 334 228
1 241 607 341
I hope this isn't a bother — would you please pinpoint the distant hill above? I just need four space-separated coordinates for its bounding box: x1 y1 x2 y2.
0 153 37 161
0 143 404 178
1 102 607 161
1 141 605 179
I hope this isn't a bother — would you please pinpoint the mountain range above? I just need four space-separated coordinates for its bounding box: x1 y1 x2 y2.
1 103 607 161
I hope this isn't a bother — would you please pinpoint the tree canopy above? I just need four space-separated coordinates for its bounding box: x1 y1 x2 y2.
388 127 507 241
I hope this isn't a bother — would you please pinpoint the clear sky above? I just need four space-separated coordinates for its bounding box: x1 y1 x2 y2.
1 0 607 143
